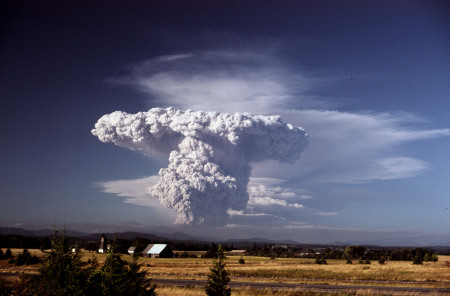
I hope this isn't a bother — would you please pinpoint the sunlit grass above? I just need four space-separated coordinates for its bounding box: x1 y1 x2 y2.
2 249 449 292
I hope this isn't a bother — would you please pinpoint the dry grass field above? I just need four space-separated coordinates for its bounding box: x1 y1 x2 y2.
1 249 449 295
94 252 450 294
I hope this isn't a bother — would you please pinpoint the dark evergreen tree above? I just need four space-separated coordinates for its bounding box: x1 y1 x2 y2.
343 245 366 260
11 232 156 296
38 233 89 296
4 248 12 259
15 249 40 266
205 244 231 296
90 244 156 296
202 242 219 258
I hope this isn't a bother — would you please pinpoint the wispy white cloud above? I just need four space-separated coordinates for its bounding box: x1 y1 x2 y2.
95 176 162 207
253 110 450 183
247 177 311 210
313 212 338 216
109 51 324 114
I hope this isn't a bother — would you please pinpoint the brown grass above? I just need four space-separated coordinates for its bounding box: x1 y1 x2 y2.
1 250 449 294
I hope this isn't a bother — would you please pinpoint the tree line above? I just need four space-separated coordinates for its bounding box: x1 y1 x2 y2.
0 234 235 255
245 243 439 263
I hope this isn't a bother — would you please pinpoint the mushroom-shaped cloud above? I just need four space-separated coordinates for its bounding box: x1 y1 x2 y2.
92 107 308 225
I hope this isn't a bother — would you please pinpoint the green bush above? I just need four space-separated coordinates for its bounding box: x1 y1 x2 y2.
15 249 41 266
4 248 12 259
315 258 327 265
413 256 423 265
431 254 439 263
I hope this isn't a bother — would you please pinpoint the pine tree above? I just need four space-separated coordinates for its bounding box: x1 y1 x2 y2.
205 244 231 296
88 240 156 296
38 232 89 296
4 248 12 259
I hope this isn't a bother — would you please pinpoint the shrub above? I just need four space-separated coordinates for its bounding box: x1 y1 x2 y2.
4 248 12 259
178 251 190 258
15 249 41 266
431 254 439 263
346 258 352 264
315 258 327 265
413 256 423 265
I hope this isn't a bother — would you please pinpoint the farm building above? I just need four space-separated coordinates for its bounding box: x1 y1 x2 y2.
228 250 246 256
98 234 109 253
71 245 80 253
128 246 136 255
142 244 174 258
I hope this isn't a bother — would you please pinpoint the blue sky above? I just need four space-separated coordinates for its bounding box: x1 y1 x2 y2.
1 0 449 245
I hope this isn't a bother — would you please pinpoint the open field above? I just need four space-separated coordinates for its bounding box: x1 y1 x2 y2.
1 249 449 295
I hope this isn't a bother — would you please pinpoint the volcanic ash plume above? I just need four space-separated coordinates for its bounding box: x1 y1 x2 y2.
92 107 308 225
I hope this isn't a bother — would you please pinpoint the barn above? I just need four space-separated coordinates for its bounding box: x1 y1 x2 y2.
142 244 174 258
128 246 136 255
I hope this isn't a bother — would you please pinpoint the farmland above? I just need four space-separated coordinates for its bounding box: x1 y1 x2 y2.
1 248 449 295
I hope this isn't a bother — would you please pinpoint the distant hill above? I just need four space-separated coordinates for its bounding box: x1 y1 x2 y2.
0 227 35 236
0 228 91 237
153 231 213 242
224 237 300 244
0 227 210 244
82 231 169 242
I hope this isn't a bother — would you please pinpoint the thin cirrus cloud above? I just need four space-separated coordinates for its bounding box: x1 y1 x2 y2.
95 176 161 207
270 109 450 184
99 50 450 226
108 51 321 114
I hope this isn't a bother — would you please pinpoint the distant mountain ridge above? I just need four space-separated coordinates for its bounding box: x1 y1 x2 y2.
0 227 301 246
0 227 211 243
224 237 300 245
0 227 90 237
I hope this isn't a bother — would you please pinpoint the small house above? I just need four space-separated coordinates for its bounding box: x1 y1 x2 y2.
128 246 136 255
142 244 173 258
